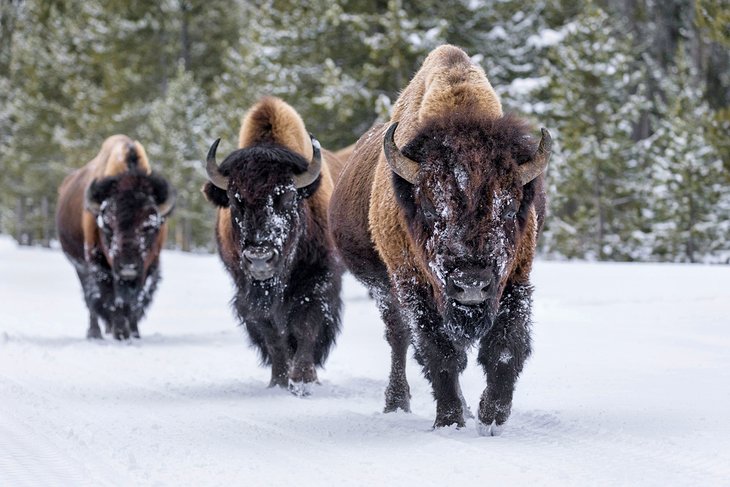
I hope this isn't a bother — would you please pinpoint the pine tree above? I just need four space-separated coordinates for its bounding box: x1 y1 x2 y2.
144 64 217 251
644 47 729 262
539 6 651 260
213 0 449 149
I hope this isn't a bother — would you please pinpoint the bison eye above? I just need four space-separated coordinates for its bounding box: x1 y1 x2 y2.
277 191 297 208
503 208 517 220
421 200 437 221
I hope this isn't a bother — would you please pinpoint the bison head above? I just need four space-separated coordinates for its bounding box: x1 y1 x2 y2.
85 171 175 298
202 137 322 282
384 114 550 336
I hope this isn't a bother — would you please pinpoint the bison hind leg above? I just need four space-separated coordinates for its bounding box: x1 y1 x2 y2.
380 292 412 413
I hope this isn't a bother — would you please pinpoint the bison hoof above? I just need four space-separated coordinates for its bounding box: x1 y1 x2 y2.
268 373 289 389
384 386 411 413
288 379 314 397
479 395 512 428
113 325 130 340
477 420 505 437
130 330 141 339
433 408 465 429
289 363 317 384
86 327 103 340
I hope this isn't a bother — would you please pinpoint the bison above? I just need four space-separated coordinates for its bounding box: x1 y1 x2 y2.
329 45 551 434
203 97 343 395
56 135 175 340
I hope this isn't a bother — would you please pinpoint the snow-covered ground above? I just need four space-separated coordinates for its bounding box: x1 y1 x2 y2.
1 236 729 486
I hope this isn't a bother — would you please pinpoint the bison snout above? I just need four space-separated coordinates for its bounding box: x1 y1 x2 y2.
118 263 140 281
446 270 491 305
243 246 278 280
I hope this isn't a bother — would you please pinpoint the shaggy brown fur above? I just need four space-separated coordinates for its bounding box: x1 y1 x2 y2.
204 97 343 395
330 45 548 433
334 143 357 166
56 135 172 339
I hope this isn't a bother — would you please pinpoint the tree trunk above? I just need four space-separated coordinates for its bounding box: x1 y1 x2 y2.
40 196 51 247
595 159 605 260
686 168 696 263
15 196 26 246
180 0 192 70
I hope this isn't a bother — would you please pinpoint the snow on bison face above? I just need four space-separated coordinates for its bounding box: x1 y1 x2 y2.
85 171 174 299
202 137 322 283
385 114 550 339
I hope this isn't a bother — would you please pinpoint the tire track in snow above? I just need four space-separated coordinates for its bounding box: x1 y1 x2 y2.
1 337 429 485
0 375 133 487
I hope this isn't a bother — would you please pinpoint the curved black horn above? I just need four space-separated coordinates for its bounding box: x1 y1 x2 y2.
205 138 229 189
293 134 323 189
518 128 552 185
383 122 419 184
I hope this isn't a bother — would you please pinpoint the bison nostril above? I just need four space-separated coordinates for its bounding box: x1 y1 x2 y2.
118 264 139 280
243 247 276 265
447 271 491 305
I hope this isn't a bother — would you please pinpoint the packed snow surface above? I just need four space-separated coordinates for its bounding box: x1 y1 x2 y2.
1 237 728 486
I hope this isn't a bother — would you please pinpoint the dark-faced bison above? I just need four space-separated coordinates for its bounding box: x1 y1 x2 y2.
330 45 551 434
203 97 344 396
56 135 175 340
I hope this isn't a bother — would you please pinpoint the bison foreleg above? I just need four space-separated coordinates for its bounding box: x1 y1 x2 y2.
86 312 102 340
476 282 533 435
266 331 291 389
288 304 325 396
111 315 131 340
414 333 468 429
129 319 140 339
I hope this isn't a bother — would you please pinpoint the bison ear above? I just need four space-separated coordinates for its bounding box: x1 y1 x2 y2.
202 181 230 208
85 178 114 215
149 174 176 217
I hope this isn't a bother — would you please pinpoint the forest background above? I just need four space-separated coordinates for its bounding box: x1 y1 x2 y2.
0 0 728 262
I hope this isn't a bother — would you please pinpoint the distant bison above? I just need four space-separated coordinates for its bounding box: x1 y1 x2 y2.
56 135 175 339
330 45 551 434
203 97 343 395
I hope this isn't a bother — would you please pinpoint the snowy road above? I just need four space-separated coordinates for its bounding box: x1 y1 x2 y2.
1 237 729 486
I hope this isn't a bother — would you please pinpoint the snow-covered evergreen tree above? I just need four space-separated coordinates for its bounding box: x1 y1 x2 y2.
539 6 651 260
214 0 448 148
643 47 730 262
144 65 217 251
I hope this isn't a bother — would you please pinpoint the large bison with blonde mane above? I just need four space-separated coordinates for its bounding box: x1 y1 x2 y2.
203 97 343 396
56 135 175 340
330 45 551 434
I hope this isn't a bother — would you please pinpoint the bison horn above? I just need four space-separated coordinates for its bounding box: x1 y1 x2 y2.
384 122 420 184
84 180 102 215
158 185 176 217
292 134 323 189
205 138 229 190
518 128 552 185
